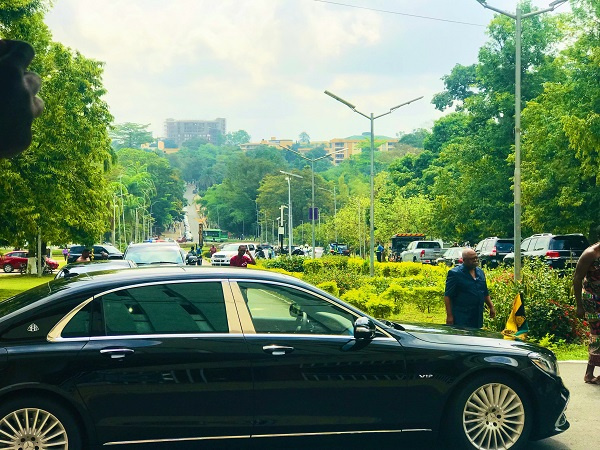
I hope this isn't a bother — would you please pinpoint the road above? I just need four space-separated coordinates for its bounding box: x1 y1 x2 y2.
185 184 201 244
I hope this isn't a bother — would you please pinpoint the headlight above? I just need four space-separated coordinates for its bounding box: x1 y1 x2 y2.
529 352 559 376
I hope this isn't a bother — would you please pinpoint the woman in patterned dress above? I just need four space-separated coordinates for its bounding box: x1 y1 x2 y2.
574 241 600 384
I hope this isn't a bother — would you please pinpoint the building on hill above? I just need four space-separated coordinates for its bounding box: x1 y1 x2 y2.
327 135 398 164
164 118 226 146
240 137 294 151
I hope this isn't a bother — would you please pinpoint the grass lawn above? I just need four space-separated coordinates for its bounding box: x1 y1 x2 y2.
0 274 55 301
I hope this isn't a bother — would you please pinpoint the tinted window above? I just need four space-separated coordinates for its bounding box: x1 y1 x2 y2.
495 241 514 252
549 236 589 251
238 282 356 335
100 282 228 335
417 242 440 249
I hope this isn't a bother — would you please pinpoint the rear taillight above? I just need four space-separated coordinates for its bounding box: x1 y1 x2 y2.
458 258 463 263
491 246 497 256
420 249 425 257
546 251 560 258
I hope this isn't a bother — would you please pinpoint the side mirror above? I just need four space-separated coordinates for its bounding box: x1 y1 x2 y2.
354 316 376 340
289 303 302 318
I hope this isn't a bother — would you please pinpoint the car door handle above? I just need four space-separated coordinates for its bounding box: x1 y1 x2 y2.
100 348 135 359
262 345 294 356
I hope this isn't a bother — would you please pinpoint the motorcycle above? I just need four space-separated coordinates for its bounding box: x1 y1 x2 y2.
186 252 201 265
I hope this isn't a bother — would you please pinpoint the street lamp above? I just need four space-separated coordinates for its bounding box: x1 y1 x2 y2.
475 0 567 280
280 170 303 256
281 147 346 258
325 90 423 276
318 185 337 242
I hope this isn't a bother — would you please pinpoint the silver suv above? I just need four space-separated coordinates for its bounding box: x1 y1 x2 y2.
504 233 589 269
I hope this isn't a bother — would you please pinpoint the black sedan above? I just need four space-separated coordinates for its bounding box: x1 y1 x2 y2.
0 267 569 450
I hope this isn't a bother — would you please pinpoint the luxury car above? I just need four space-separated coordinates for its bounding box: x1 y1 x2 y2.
504 233 589 269
54 259 138 279
67 244 124 263
435 246 465 266
123 241 186 266
210 242 257 266
0 267 569 450
476 237 514 268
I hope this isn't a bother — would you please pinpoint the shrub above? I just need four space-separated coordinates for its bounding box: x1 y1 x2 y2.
263 256 305 273
317 281 339 297
303 258 323 274
366 296 396 318
412 286 444 313
381 283 410 313
341 288 371 311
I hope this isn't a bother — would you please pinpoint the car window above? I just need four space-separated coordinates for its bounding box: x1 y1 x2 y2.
550 236 589 251
521 238 532 252
124 246 184 265
99 282 228 336
481 240 491 252
533 236 550 251
221 244 240 251
238 282 356 336
495 241 514 252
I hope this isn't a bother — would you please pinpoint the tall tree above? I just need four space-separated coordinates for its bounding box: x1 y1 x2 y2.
110 122 153 149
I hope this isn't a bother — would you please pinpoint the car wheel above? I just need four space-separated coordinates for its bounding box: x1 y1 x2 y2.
3 263 13 273
445 374 531 450
0 396 82 450
413 257 417 263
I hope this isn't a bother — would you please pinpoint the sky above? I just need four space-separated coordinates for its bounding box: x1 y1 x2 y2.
44 0 569 142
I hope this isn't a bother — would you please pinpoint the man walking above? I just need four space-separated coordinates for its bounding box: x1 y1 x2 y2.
444 248 495 328
229 245 256 268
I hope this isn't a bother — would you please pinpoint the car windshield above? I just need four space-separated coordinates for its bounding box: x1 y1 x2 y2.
221 244 241 251
100 244 121 253
124 246 184 265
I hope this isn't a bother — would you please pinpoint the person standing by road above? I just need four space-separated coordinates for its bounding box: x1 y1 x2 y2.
230 245 256 268
573 241 600 384
76 249 91 262
444 248 496 328
209 244 217 256
376 242 384 262
62 247 68 261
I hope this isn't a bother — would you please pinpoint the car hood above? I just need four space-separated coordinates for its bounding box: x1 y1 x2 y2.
394 321 542 353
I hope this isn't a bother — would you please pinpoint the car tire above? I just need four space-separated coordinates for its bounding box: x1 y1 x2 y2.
0 396 83 450
444 373 532 450
3 263 14 273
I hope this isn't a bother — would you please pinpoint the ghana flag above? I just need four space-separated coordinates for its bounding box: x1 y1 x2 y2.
502 293 529 340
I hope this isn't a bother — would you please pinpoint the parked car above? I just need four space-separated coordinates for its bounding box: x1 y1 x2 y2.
400 240 443 264
435 247 465 267
55 259 137 279
1 251 59 274
211 242 257 266
0 266 569 449
504 233 589 270
475 237 514 268
68 244 123 263
328 242 350 256
123 242 186 266
0 250 28 273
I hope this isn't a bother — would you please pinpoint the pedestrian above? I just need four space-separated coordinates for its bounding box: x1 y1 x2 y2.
444 248 496 328
209 244 217 256
573 240 600 384
229 245 256 268
76 249 91 262
0 40 44 158
62 247 68 261
376 242 384 262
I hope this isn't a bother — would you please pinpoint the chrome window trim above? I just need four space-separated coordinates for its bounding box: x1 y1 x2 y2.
48 279 239 341
245 334 396 341
229 279 392 338
103 429 431 445
53 333 245 343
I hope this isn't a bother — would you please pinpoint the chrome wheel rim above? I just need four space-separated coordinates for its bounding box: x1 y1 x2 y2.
4 264 13 273
463 383 525 450
0 408 68 450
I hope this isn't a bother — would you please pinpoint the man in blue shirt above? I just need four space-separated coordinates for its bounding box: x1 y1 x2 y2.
444 248 496 328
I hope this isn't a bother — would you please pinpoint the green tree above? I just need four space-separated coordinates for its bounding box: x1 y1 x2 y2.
110 122 153 149
224 130 251 147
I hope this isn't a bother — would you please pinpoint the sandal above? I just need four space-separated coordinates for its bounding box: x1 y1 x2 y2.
584 376 600 385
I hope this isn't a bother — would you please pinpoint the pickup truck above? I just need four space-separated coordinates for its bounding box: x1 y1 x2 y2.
400 240 443 264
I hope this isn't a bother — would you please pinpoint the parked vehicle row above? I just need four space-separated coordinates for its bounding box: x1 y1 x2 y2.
0 250 59 273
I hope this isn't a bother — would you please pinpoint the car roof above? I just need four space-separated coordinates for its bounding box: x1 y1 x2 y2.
125 242 181 249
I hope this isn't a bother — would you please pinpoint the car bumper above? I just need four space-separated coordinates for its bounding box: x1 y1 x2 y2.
211 259 230 266
529 372 570 440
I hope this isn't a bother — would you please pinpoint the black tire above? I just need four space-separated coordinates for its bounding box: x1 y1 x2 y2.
444 373 532 450
0 396 83 450
3 263 13 273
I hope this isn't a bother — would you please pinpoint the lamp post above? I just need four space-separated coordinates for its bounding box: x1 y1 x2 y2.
318 185 337 242
475 0 567 280
325 90 423 275
280 170 303 256
281 147 346 258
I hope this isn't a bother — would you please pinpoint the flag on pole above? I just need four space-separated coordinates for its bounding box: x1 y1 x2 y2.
502 293 529 340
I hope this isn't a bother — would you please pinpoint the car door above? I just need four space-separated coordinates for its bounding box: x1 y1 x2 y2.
64 280 253 446
230 280 407 437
